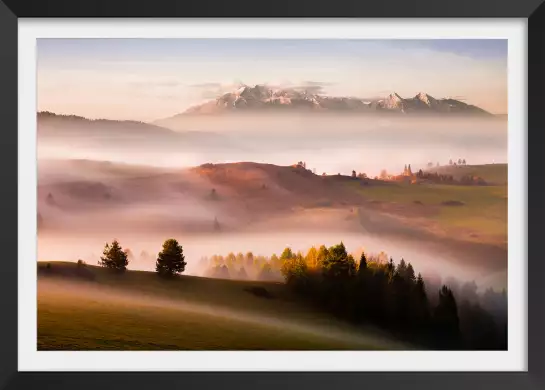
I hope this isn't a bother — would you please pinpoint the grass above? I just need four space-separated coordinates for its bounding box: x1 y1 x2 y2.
38 262 403 350
344 175 507 244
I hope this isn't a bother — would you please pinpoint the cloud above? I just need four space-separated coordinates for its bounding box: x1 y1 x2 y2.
190 82 246 100
290 81 336 95
190 82 223 89
303 81 335 87
129 80 184 89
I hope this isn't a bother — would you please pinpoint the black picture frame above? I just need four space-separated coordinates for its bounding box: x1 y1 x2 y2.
1 1 543 389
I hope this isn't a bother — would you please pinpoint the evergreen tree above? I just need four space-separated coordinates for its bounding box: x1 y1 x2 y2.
433 285 460 347
386 257 395 280
396 258 408 278
156 238 186 277
280 247 294 260
100 240 129 271
358 251 368 276
412 273 431 330
322 242 355 281
406 263 416 283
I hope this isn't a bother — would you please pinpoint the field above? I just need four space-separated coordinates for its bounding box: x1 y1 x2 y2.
38 262 408 350
343 164 508 247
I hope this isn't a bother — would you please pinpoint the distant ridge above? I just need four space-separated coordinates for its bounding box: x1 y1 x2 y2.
155 84 496 122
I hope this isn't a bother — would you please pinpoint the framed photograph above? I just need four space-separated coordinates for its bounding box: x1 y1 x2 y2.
1 0 543 389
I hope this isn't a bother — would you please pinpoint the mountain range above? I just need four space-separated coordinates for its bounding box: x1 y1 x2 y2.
164 84 494 118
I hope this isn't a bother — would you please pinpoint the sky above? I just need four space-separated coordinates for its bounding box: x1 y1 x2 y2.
37 39 508 121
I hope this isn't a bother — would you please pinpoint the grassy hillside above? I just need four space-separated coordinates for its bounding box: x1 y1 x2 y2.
38 262 407 350
344 178 507 247
39 160 508 248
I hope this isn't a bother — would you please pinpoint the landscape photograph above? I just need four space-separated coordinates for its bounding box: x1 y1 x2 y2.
37 38 508 351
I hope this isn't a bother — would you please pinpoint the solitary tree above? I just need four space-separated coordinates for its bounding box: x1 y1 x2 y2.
352 170 357 178
100 240 129 271
449 159 453 165
458 158 462 165
156 238 186 277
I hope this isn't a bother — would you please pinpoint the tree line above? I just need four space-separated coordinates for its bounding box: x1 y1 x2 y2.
278 241 506 350
415 170 487 185
198 252 284 281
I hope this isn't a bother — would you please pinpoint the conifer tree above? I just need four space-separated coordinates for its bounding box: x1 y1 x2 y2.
100 240 129 271
156 238 186 277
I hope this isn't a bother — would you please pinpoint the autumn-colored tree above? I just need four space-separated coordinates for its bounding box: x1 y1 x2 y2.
305 246 318 269
280 247 294 260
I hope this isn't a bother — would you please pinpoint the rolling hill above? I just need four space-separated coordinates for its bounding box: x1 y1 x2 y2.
38 261 407 350
38 160 507 251
37 111 229 150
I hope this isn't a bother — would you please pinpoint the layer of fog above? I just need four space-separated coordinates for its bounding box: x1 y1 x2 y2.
37 113 508 293
39 278 409 350
38 223 507 293
39 115 507 178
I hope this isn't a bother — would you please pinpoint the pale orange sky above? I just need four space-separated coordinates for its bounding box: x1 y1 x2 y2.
37 39 508 121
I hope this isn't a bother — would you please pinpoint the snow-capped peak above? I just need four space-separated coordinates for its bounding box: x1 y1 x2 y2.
235 85 247 95
415 92 433 105
389 92 403 101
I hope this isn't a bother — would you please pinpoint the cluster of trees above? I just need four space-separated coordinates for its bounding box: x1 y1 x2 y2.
98 239 186 277
426 162 441 168
278 242 506 350
449 158 467 166
416 170 456 183
199 251 284 281
459 175 487 185
416 170 487 186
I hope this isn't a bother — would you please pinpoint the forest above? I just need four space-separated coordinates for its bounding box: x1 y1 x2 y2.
199 243 507 350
